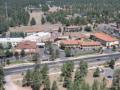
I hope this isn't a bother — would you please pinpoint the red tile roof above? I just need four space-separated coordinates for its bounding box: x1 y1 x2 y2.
80 41 101 46
16 41 37 49
92 32 118 42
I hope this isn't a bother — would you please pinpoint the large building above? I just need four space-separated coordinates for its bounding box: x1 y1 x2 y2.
24 32 51 42
63 26 82 33
90 32 119 47
15 41 38 54
60 40 101 50
0 38 23 47
9 26 43 35
63 32 87 40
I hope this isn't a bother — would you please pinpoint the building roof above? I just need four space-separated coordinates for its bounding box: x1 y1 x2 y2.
64 33 87 38
66 26 81 29
12 29 42 33
16 41 37 49
0 38 23 42
24 32 51 42
92 32 118 42
10 26 43 33
9 24 62 33
80 41 101 46
61 40 101 46
61 40 80 45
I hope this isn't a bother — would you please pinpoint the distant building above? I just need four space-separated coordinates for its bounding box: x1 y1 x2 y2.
63 33 87 40
90 32 119 47
110 23 120 37
0 38 23 47
61 40 80 48
15 41 38 54
63 26 82 33
24 32 51 42
97 23 120 38
9 26 43 35
54 36 69 42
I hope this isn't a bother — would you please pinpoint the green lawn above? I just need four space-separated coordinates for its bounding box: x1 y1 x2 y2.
10 60 27 64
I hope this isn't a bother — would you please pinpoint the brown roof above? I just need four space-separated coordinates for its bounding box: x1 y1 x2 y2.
10 27 43 33
16 41 37 49
64 33 87 38
92 32 118 42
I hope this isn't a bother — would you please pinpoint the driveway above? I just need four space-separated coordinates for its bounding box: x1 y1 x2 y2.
4 76 31 90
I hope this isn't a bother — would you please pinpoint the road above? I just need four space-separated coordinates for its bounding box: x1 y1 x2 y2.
4 52 120 75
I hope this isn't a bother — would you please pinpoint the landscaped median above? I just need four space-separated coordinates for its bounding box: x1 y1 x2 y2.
4 62 34 69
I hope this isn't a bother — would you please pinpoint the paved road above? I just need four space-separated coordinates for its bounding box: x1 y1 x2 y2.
4 52 120 75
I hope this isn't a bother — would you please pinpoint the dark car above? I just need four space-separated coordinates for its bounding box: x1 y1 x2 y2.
107 75 112 78
96 59 101 61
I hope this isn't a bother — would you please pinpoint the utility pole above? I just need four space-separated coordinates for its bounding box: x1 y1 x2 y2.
5 1 8 19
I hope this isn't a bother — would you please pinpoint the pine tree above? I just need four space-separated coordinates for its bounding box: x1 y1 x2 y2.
0 66 4 90
65 48 71 57
41 4 49 12
109 60 115 69
14 52 19 60
30 18 36 26
74 69 83 82
111 69 120 90
100 78 107 90
41 64 49 80
20 49 25 57
51 81 58 90
67 80 74 90
55 49 60 58
5 50 13 57
93 68 100 77
61 61 74 78
7 42 12 49
44 76 50 90
23 69 32 86
32 53 39 63
41 17 46 24
58 27 62 32
79 60 88 77
92 80 100 90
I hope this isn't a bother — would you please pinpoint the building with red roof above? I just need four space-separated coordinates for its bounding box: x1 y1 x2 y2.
63 33 87 39
61 40 80 48
90 32 119 47
60 40 101 49
15 41 38 54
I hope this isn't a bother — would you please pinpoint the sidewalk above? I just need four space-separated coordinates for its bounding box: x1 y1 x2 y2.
4 63 34 69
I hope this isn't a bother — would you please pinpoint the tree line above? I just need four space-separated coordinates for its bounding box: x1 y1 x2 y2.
22 60 120 90
0 60 120 90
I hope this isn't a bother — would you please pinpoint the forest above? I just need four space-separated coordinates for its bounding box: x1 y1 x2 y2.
0 0 43 34
0 0 120 34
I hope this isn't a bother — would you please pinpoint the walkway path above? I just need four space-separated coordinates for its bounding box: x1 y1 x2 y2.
4 76 31 90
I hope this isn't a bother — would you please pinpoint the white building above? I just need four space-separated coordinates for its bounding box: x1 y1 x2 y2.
0 38 23 47
24 32 51 42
